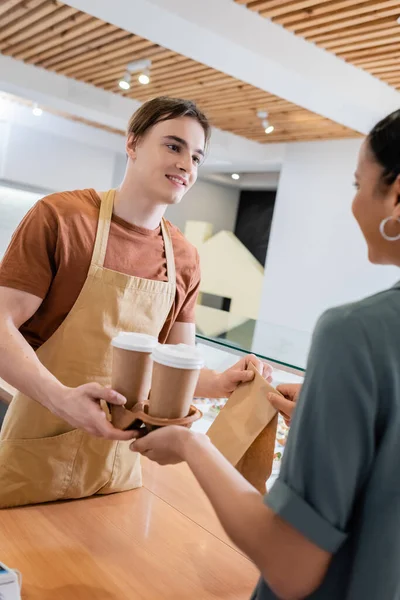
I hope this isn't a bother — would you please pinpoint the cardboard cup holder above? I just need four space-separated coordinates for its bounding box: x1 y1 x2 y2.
111 401 202 433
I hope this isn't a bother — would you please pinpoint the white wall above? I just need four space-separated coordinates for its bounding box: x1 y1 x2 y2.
255 138 400 353
166 178 240 234
0 184 43 257
0 106 124 192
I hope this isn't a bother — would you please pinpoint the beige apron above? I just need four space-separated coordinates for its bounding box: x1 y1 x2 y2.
0 189 176 508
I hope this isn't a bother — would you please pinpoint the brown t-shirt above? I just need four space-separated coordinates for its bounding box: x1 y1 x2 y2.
0 189 200 350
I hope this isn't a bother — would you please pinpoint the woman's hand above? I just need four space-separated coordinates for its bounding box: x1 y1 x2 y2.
130 426 205 466
268 383 302 426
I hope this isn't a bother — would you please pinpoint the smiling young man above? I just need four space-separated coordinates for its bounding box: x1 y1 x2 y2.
0 96 270 508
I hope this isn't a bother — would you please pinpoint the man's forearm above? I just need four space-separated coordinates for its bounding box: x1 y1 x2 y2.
0 318 65 408
195 367 223 398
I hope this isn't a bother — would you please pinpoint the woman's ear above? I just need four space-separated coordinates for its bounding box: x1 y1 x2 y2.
126 133 137 160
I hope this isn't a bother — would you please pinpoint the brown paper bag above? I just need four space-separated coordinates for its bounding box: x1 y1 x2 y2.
207 363 280 493
235 413 278 494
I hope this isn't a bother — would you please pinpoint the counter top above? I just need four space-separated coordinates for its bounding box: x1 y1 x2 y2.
0 458 258 599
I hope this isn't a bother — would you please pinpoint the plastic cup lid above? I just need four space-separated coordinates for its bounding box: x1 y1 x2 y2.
152 344 204 370
111 332 158 352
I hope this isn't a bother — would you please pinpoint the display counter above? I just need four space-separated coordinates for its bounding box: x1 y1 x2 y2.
0 458 259 599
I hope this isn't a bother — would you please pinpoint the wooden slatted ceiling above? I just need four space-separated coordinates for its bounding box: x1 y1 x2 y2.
0 0 359 143
236 1 400 90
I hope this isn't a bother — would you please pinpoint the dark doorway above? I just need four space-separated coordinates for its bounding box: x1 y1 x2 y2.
234 190 276 267
221 189 276 313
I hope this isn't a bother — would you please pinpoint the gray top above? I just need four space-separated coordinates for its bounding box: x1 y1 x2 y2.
252 281 400 600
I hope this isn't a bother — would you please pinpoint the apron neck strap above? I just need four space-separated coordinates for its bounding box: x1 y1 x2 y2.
92 189 114 267
160 218 176 284
92 192 176 284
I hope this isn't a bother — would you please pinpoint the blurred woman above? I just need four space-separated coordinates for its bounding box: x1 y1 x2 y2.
131 110 400 600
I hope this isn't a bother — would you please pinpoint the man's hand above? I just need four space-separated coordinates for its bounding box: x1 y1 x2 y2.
49 383 137 440
268 383 302 426
216 354 273 398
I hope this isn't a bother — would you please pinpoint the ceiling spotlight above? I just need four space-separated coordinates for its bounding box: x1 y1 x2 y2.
32 103 43 117
119 59 152 89
257 109 274 135
397 15 400 24
231 173 240 180
138 70 150 85
119 72 131 90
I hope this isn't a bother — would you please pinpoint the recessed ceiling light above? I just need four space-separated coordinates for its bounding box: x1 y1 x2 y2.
32 103 42 117
265 125 274 134
138 72 150 85
397 15 400 24
231 173 240 180
119 72 131 90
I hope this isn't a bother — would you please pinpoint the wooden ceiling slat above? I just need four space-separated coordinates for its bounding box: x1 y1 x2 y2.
0 0 62 42
132 71 237 94
183 91 275 109
177 96 292 117
248 0 330 14
234 126 355 135
236 0 282 10
354 55 400 69
211 110 333 123
127 76 241 102
229 117 350 129
201 95 301 111
279 0 399 30
77 48 175 83
278 0 399 27
369 64 400 74
0 12 90 56
339 42 400 60
291 10 400 38
308 20 400 44
199 93 281 107
65 41 161 78
33 22 119 65
0 0 24 17
351 48 400 64
322 31 400 52
43 34 139 71
379 74 400 83
0 0 45 29
259 0 351 19
330 38 400 53
1 5 78 49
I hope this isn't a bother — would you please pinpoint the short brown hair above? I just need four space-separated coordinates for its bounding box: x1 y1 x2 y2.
127 96 211 150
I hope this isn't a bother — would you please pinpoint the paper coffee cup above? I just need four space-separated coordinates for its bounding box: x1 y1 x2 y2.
149 344 204 419
111 332 157 410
